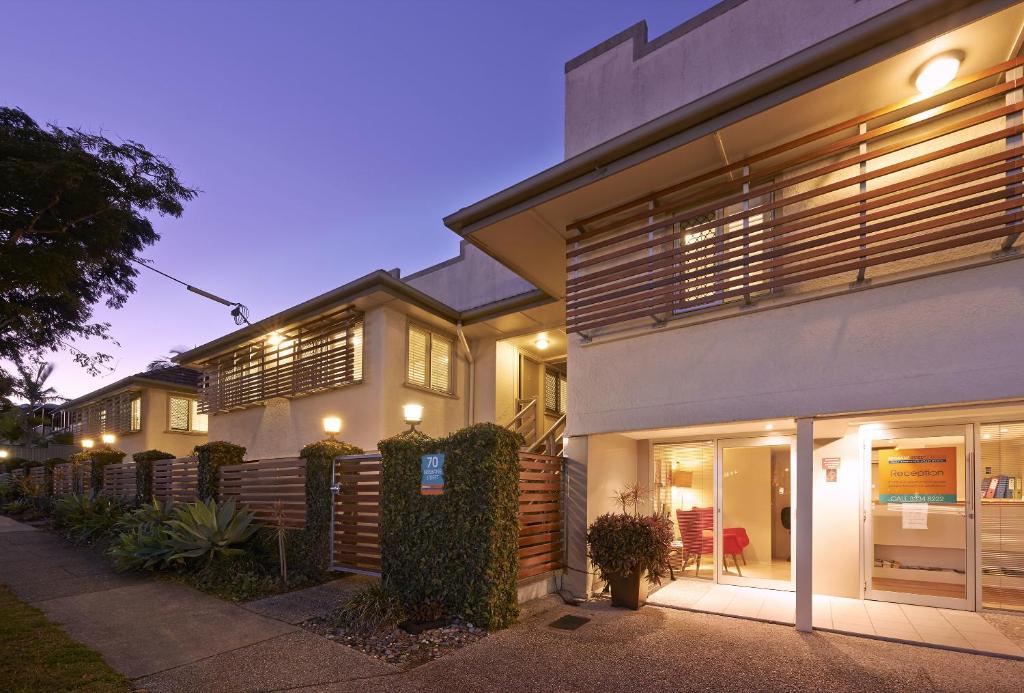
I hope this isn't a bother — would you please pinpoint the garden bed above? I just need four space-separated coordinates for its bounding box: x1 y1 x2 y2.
304 616 486 667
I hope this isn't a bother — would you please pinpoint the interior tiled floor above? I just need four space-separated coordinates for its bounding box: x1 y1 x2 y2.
648 579 1024 659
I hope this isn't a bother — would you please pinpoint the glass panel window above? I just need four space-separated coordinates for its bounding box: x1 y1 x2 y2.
168 396 190 432
653 441 715 580
406 324 454 395
980 421 1024 611
350 324 363 382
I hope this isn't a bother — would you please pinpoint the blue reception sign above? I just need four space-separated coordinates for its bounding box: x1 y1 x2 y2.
420 453 445 496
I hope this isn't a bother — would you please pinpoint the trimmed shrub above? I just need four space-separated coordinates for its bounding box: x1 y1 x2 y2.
331 584 406 633
86 447 126 492
132 450 174 504
193 441 246 500
378 423 522 630
52 493 127 543
294 439 363 573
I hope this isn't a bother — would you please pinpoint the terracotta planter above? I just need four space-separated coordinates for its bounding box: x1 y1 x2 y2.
608 570 648 609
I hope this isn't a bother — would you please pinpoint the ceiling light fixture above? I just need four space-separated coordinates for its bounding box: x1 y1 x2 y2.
535 335 550 350
914 53 962 95
267 331 285 346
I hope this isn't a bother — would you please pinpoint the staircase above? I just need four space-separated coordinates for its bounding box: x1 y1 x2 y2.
506 398 565 456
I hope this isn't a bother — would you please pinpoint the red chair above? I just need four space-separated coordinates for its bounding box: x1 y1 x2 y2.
676 508 744 576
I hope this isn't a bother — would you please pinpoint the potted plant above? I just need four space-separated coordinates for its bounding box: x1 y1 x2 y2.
586 484 673 609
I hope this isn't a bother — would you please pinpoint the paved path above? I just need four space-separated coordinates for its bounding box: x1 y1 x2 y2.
0 517 394 691
5 516 1024 692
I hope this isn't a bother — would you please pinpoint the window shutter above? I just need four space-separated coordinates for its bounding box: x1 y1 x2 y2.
169 397 190 431
130 398 142 431
407 325 428 387
429 334 451 393
190 400 208 433
544 372 557 412
559 375 568 415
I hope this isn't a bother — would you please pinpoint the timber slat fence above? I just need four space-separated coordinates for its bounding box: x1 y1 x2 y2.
330 451 565 582
220 457 306 529
152 456 199 503
102 462 137 501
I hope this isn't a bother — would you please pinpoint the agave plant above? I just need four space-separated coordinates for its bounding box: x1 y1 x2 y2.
165 498 258 564
106 500 179 572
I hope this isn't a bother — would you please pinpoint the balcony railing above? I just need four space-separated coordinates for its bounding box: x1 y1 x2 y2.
565 56 1024 334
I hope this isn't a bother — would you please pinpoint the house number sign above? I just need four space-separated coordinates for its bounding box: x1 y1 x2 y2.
420 453 445 496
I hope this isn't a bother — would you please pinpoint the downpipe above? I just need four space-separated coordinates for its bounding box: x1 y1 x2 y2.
456 321 474 425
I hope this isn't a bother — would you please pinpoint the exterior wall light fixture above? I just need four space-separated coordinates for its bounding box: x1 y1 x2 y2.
914 53 962 95
81 438 95 449
101 433 117 445
323 416 342 440
403 403 423 432
0 450 8 459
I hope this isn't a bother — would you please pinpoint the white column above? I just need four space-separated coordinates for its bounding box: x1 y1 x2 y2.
795 417 814 632
562 435 591 599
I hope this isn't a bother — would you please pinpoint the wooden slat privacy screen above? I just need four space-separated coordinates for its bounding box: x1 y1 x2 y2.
199 307 363 413
565 56 1024 334
67 391 140 438
152 457 198 503
518 452 564 580
220 457 306 529
102 462 137 501
27 466 45 489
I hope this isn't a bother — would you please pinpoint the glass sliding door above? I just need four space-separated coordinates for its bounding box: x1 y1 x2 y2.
716 436 795 590
979 421 1024 612
863 425 973 609
653 441 715 580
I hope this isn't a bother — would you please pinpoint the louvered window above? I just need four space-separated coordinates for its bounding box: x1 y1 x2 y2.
407 323 454 395
169 396 191 431
130 398 141 431
980 421 1024 612
544 369 567 415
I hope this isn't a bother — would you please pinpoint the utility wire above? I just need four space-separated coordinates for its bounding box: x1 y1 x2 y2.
132 259 252 325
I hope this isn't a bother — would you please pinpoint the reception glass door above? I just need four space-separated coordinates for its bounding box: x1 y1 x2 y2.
863 425 973 609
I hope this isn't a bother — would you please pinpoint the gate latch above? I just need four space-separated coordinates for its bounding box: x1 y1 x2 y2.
330 483 341 494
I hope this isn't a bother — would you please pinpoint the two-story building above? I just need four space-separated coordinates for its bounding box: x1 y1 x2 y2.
62 365 207 458
444 0 1024 631
175 242 568 458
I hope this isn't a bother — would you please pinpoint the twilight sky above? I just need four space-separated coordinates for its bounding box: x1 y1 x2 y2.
3 0 717 400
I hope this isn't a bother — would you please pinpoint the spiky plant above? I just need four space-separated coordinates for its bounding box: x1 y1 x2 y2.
165 498 258 564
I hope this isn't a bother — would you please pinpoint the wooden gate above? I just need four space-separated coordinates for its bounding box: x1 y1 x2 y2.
331 453 382 575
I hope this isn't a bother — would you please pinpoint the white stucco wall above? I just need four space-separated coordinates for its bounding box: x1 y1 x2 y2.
110 388 206 459
564 0 910 157
569 259 1024 436
403 242 535 311
205 303 481 458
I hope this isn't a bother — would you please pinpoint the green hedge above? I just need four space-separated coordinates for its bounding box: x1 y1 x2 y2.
378 423 522 630
294 439 363 574
193 441 246 500
131 450 174 504
86 447 126 491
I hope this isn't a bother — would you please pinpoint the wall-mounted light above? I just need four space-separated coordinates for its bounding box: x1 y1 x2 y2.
322 416 342 440
535 334 550 350
764 423 774 431
403 403 424 432
101 433 116 445
267 331 285 346
914 53 961 95
81 438 95 449
0 450 8 459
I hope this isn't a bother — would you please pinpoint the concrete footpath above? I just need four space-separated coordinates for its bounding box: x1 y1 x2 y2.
0 515 394 691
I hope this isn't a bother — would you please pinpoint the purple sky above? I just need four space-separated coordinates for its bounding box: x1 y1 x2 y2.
3 0 717 400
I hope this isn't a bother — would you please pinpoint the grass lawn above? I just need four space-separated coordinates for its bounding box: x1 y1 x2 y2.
0 585 130 692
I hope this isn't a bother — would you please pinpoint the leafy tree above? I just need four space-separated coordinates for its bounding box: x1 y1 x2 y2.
147 346 187 372
0 107 198 381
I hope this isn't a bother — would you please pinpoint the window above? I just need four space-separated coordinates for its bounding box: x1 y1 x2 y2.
169 396 191 431
190 400 208 433
407 323 455 395
543 368 567 415
130 398 141 431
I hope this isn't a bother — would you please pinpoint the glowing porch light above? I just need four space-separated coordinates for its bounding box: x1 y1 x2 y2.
535 334 550 350
101 433 116 445
322 416 342 437
0 450 8 459
81 438 95 449
403 403 424 425
915 54 961 95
